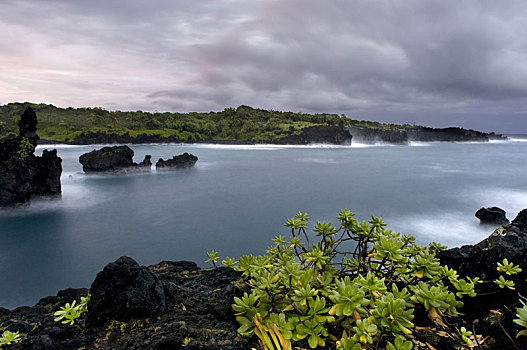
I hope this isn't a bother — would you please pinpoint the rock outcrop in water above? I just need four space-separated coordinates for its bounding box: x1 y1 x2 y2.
475 206 509 225
79 145 151 174
155 152 198 170
0 107 62 207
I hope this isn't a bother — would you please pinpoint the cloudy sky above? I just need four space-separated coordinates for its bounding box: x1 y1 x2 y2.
1 0 527 133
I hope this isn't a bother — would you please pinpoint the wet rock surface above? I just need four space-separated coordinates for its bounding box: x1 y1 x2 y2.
156 152 198 170
79 145 151 174
0 108 62 207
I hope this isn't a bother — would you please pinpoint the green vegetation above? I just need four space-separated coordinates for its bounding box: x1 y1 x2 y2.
207 210 478 348
0 102 412 143
47 209 527 349
206 210 526 349
53 294 90 325
16 137 34 163
0 330 21 347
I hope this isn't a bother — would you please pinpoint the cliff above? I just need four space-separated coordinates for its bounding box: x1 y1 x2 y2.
347 125 506 144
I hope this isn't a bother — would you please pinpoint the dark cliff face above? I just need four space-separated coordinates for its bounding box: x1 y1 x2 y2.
347 127 409 144
276 125 352 145
407 126 491 142
347 125 505 144
0 108 62 207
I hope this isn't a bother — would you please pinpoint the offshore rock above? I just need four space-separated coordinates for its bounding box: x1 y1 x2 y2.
86 256 166 327
277 125 352 145
79 145 151 174
156 152 198 170
475 206 509 225
0 107 62 207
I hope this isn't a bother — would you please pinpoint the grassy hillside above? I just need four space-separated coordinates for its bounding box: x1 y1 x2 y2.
0 102 411 142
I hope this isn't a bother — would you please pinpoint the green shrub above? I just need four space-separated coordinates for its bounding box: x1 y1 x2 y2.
218 209 479 349
0 330 21 347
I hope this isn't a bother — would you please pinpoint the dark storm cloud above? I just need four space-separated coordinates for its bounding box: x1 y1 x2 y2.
1 0 527 132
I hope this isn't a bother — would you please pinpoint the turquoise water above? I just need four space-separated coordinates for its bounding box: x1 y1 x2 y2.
0 139 526 308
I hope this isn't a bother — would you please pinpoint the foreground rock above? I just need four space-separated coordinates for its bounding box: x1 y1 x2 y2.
2 257 253 350
79 145 151 174
475 206 509 225
439 209 527 280
0 107 62 207
86 256 166 327
438 209 527 349
156 152 198 170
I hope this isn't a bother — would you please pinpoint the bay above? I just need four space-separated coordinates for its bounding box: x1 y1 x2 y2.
0 139 526 308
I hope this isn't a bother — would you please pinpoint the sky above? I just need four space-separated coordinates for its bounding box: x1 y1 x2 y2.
1 0 527 133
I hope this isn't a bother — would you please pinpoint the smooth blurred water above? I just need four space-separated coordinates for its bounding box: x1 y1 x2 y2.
0 139 526 308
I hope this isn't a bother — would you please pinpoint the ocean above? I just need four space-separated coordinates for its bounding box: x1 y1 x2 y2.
0 138 526 308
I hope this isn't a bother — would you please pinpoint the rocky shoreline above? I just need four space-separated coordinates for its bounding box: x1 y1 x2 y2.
33 124 507 146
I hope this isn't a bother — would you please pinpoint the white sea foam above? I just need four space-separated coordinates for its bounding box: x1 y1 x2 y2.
470 188 527 217
350 141 397 148
408 141 430 147
188 143 353 150
35 144 83 149
389 213 492 248
295 158 339 164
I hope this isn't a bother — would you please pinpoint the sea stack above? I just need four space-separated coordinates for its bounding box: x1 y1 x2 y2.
0 107 62 207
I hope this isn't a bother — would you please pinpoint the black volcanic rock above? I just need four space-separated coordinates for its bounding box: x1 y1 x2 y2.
18 107 39 143
348 127 408 144
72 131 183 145
475 206 509 225
0 107 62 207
439 209 527 280
3 259 253 350
86 256 166 327
156 152 198 170
79 145 151 173
277 125 352 145
346 125 505 144
407 126 491 142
